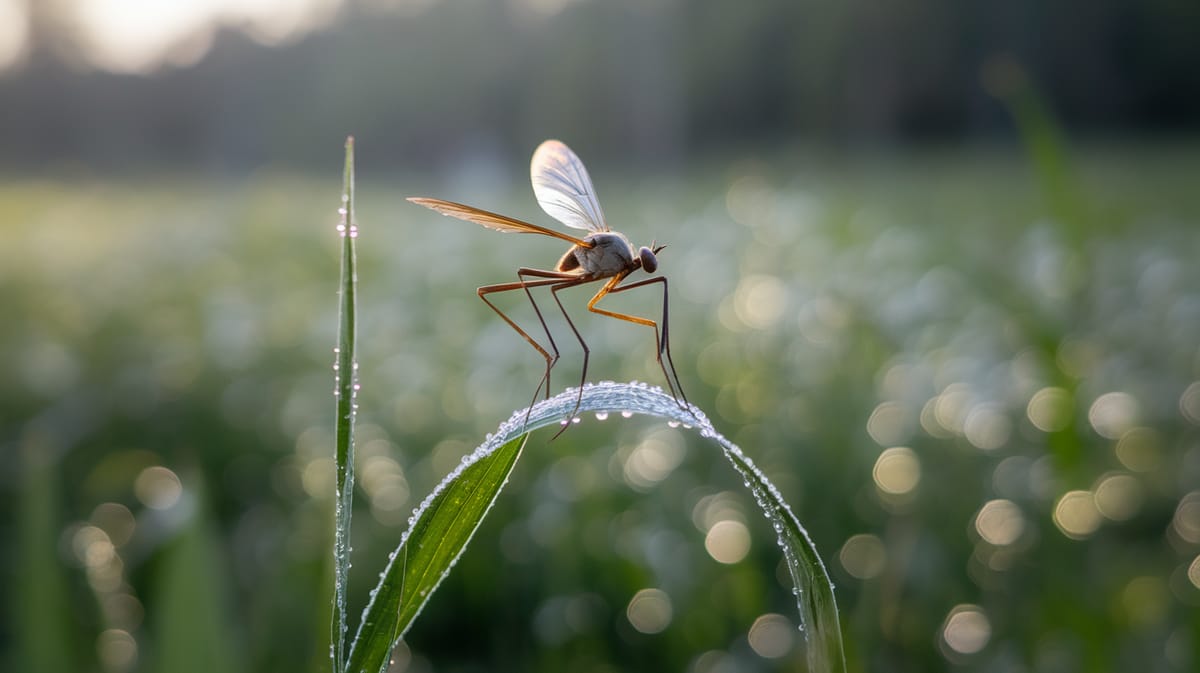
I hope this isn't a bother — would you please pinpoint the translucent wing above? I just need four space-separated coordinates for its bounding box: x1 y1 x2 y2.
407 197 593 247
530 140 608 232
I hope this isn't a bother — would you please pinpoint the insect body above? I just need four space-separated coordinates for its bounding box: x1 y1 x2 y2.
408 140 687 435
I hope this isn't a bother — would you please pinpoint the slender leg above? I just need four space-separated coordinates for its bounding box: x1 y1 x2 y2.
477 268 583 420
548 280 594 437
587 274 690 412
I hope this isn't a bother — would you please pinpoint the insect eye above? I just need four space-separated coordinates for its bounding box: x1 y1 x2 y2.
639 246 658 273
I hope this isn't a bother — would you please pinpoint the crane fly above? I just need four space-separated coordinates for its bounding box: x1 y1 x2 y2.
408 139 688 436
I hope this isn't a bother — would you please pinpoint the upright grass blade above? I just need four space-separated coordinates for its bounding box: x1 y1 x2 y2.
346 434 527 673
331 136 360 673
153 487 242 673
16 437 74 673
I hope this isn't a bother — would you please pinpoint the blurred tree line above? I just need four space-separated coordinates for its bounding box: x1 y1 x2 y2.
2 0 1197 173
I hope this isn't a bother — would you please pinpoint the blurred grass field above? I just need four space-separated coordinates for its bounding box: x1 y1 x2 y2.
5 141 1200 672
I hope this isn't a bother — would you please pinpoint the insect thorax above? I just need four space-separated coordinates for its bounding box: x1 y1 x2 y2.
559 232 636 278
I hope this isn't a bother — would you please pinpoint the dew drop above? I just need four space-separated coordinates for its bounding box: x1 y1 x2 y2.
622 411 634 418
667 420 681 428
595 411 609 421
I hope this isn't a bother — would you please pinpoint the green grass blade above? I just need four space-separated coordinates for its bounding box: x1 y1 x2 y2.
718 439 846 672
15 439 75 673
346 433 527 673
153 486 243 673
454 382 847 671
332 136 360 673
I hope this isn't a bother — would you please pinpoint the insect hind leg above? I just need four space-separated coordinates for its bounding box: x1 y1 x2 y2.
548 277 595 438
477 268 580 422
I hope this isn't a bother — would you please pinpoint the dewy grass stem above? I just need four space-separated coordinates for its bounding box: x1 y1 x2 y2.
332 136 359 673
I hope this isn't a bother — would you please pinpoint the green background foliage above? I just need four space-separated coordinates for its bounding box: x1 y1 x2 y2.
5 140 1200 671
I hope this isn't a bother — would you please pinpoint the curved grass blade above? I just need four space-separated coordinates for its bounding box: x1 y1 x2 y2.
456 382 844 672
332 136 360 673
346 434 527 673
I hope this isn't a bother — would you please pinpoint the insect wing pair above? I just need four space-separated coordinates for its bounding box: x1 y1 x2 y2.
408 140 687 434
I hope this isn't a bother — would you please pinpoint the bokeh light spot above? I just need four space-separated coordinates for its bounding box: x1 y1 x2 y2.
102 593 145 631
1172 492 1200 544
1027 387 1073 432
873 447 921 496
1121 576 1168 627
934 384 972 435
1188 555 1200 590
72 526 115 568
1115 427 1163 472
867 402 910 446
747 613 794 658
91 502 136 547
733 274 788 329
626 588 672 634
1088 391 1139 439
974 499 1024 546
992 456 1034 499
920 396 955 438
704 519 751 565
1053 490 1101 539
1055 337 1099 379
97 628 137 673
839 533 886 579
1180 381 1200 425
940 605 991 656
964 404 1011 451
134 466 182 510
691 491 745 533
1093 473 1143 521
622 430 686 490
301 457 335 499
360 453 410 525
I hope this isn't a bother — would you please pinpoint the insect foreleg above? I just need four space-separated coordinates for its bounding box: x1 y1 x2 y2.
587 275 690 411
